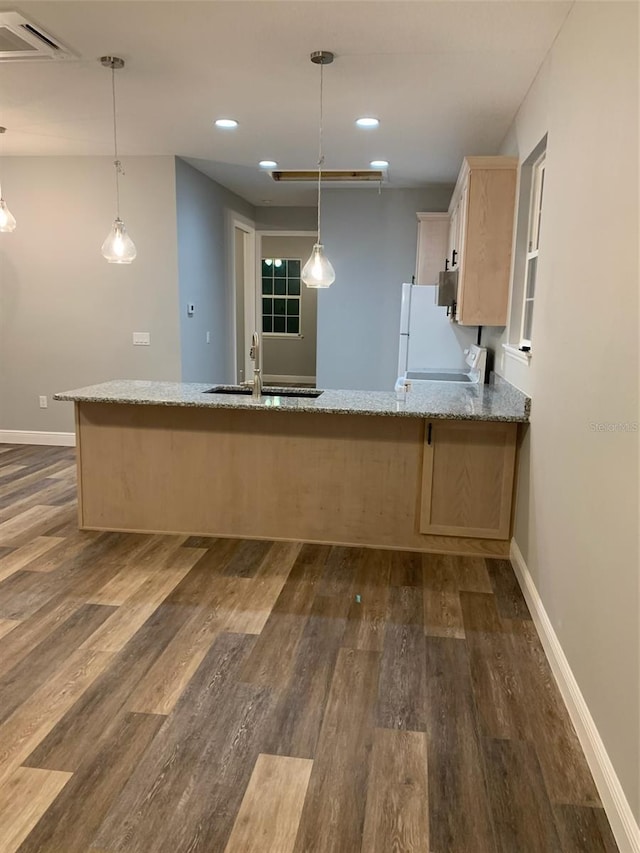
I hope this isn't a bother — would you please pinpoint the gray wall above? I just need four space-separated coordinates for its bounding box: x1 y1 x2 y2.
254 206 317 232
261 235 317 380
175 158 255 383
0 155 182 433
316 185 454 391
491 2 639 826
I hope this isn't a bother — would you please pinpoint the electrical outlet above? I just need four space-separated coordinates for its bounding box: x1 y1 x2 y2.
39 395 48 408
133 332 150 346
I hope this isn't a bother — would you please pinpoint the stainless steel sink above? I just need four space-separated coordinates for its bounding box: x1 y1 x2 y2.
205 385 324 399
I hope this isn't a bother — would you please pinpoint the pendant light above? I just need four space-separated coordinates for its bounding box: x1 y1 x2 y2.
302 50 335 289
100 56 136 264
0 128 16 233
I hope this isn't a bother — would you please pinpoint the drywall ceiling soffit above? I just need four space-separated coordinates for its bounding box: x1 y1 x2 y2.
0 1 572 205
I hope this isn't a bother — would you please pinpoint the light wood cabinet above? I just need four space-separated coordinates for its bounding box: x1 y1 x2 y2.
448 156 518 326
415 213 449 286
419 419 517 539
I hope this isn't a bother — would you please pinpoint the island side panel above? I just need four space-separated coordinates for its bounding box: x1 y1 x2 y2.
75 402 510 556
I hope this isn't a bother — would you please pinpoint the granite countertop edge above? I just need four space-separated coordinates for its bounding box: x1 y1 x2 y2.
54 378 530 423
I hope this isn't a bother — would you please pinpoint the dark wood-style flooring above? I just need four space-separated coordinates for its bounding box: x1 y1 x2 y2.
0 443 618 852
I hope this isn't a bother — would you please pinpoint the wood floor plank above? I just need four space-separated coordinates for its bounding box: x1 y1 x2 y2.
17 712 165 853
485 557 531 620
93 633 270 853
239 582 317 688
342 548 391 652
460 591 532 740
266 594 349 759
0 646 112 788
0 766 72 853
292 647 380 853
0 602 116 724
513 619 601 806
0 597 82 678
315 545 360 599
424 588 465 639
423 552 493 593
224 575 290 635
424 636 496 853
81 546 204 652
376 585 426 731
389 550 423 587
224 754 313 853
0 570 73 620
253 541 303 579
483 737 562 853
223 538 274 577
23 600 191 773
553 804 619 853
127 577 234 715
0 504 70 547
361 728 429 853
0 618 20 640
0 537 65 581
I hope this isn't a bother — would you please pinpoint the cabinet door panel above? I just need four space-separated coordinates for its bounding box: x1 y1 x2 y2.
420 420 517 539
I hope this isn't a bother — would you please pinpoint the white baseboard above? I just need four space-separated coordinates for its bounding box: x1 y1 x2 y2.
263 374 316 385
0 430 76 447
510 539 640 853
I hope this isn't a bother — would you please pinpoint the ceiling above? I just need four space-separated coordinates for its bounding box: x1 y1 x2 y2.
0 1 572 205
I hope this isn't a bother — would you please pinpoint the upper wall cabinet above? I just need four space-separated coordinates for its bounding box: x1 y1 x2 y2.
415 213 449 286
448 156 518 326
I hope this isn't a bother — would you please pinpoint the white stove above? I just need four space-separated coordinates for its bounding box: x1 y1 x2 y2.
404 345 487 385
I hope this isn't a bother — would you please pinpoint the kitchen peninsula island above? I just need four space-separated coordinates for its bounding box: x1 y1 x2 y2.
55 379 530 557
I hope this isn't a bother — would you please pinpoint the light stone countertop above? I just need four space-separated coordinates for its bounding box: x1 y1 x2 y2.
55 376 530 422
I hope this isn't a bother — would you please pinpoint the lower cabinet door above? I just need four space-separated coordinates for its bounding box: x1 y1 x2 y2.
419 419 518 539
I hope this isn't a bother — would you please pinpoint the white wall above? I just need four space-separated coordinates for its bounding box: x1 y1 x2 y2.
175 159 255 383
492 2 639 827
0 156 182 433
317 185 453 390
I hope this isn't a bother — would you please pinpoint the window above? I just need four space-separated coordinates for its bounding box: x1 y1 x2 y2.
261 258 301 336
520 154 545 349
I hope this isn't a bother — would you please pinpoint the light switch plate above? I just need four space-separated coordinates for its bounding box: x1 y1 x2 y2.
133 332 150 346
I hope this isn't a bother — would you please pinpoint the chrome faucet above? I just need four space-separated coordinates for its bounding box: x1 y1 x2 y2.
250 331 262 399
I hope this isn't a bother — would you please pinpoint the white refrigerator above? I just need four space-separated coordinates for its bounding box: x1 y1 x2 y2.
397 283 477 376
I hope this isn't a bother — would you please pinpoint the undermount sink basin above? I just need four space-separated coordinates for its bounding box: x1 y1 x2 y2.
204 385 324 399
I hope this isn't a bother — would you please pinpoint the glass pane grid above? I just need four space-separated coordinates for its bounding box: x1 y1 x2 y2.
261 257 302 336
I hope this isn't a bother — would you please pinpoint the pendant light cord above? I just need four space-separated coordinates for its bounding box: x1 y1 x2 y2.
111 65 121 219
316 60 324 244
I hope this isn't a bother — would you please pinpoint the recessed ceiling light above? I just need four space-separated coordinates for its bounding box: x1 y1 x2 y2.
370 160 389 169
356 117 379 128
215 118 238 129
259 160 278 169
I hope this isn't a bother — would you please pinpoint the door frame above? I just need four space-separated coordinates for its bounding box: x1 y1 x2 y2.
255 230 318 382
231 216 256 384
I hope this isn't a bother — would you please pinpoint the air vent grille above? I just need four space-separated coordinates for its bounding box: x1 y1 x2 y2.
0 12 74 61
272 170 384 183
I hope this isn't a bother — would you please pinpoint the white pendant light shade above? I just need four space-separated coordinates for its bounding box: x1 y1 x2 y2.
101 217 137 264
302 243 335 288
0 196 16 233
305 50 335 289
100 56 136 265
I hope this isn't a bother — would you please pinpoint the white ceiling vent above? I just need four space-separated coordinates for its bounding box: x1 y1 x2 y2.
0 12 75 61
